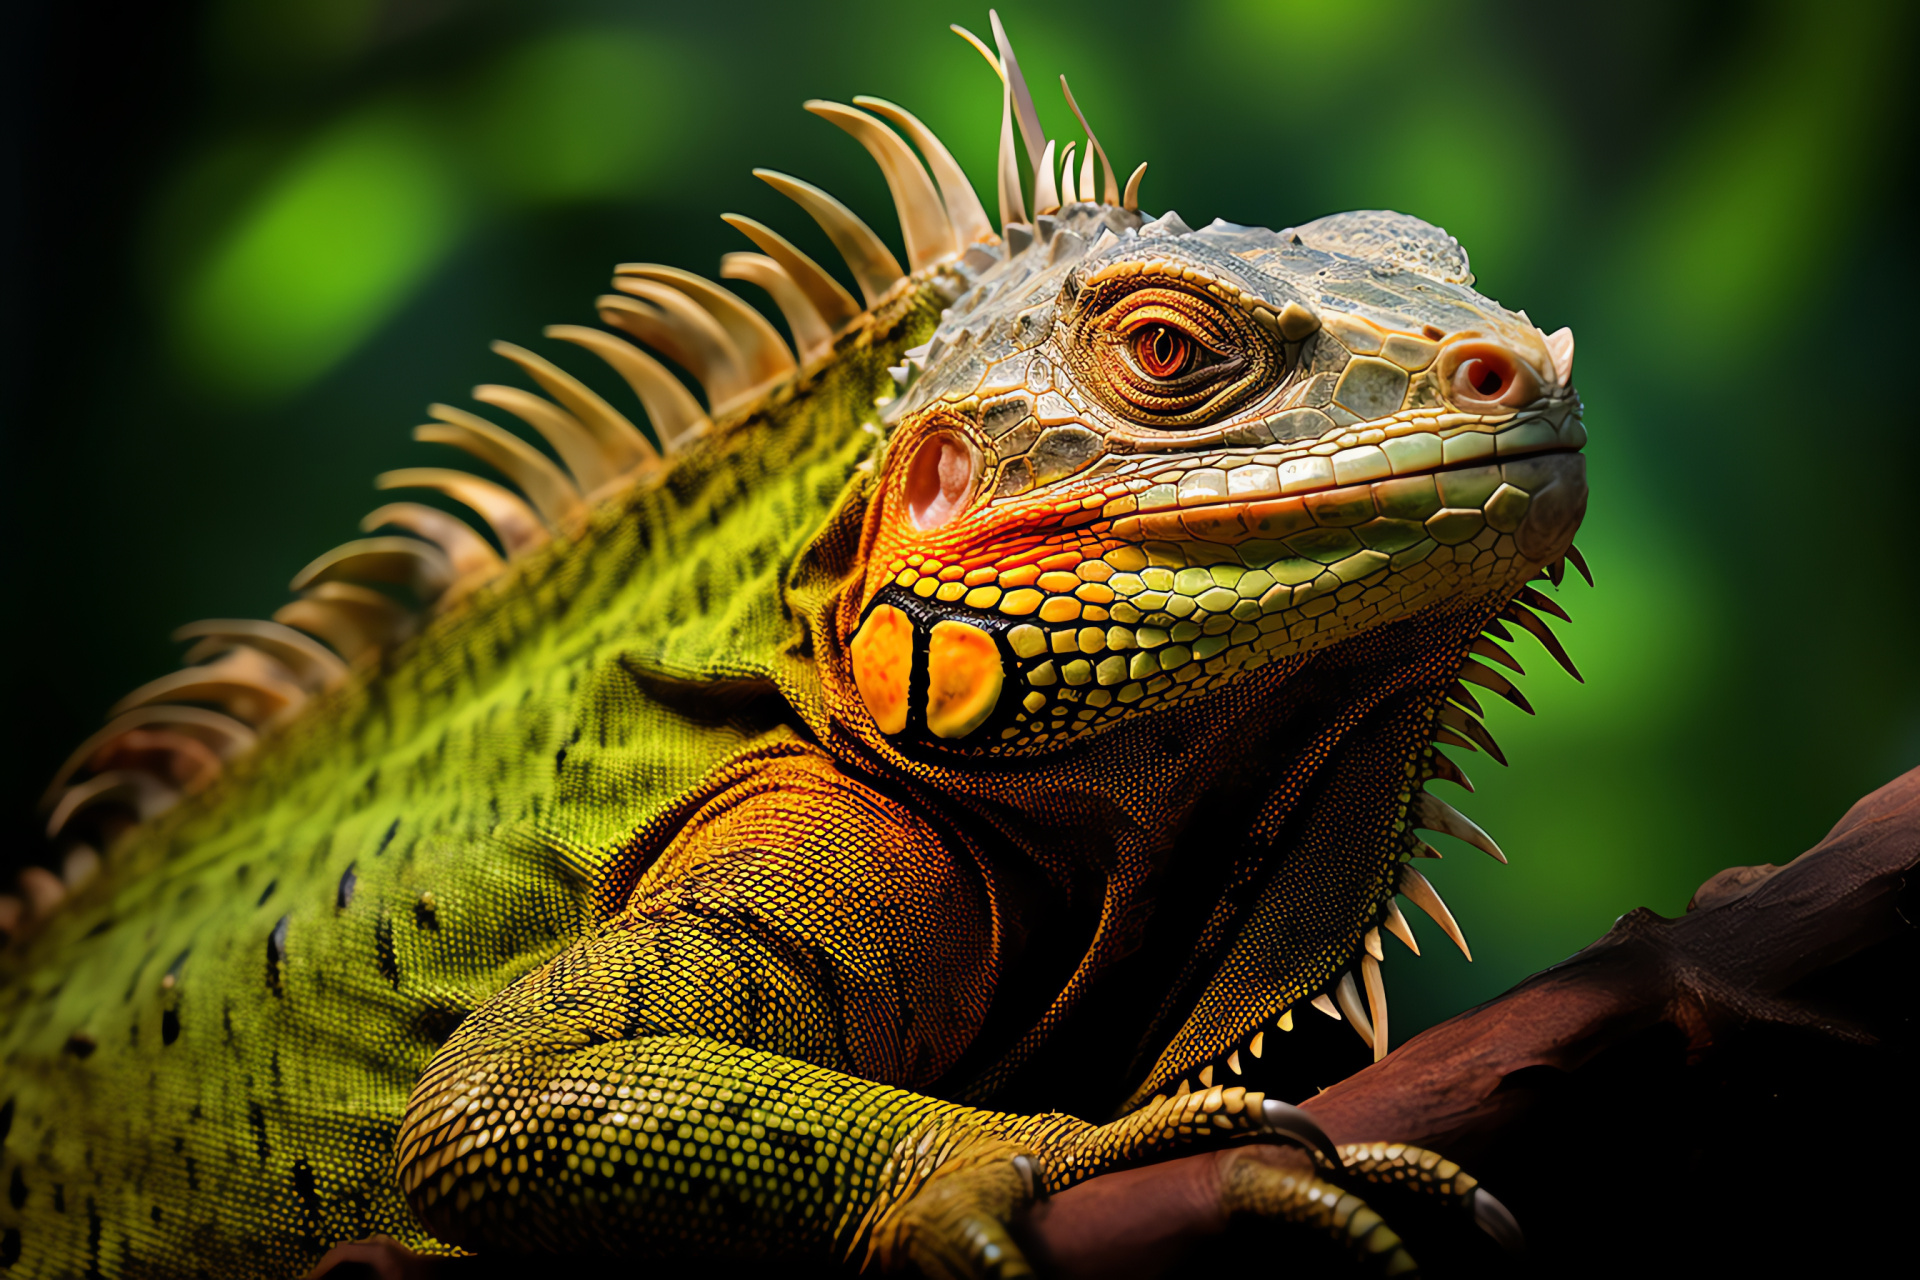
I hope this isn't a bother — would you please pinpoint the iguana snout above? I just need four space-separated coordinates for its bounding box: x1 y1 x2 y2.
846 211 1586 753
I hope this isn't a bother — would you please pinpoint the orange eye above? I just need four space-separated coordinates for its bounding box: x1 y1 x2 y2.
1133 324 1193 378
1075 280 1279 427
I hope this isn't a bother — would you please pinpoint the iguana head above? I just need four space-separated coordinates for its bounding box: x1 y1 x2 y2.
848 205 1585 752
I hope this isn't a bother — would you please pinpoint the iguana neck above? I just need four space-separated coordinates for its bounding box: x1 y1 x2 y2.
776 481 1486 1111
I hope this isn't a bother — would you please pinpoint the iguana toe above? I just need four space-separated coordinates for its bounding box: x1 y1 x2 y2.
873 1149 1039 1279
1217 1149 1417 1275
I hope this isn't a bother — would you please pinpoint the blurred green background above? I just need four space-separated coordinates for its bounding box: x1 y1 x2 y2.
3 0 1916 1038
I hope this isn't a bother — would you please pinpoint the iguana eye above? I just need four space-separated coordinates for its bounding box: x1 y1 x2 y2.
1068 278 1281 430
1132 324 1207 378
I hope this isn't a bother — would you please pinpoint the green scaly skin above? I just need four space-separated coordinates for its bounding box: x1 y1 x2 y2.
0 76 1585 1280
0 287 943 1277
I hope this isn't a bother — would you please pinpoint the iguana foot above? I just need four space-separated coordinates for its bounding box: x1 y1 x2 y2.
867 1133 1042 1279
1336 1141 1523 1255
871 1101 1515 1278
1215 1147 1416 1274
1206 1138 1520 1277
1007 1114 1519 1279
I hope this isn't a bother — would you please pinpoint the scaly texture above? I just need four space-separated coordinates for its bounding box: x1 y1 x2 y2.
0 16 1587 1278
0 283 944 1277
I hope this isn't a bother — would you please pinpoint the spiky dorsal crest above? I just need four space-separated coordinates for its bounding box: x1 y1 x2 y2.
9 11 1144 942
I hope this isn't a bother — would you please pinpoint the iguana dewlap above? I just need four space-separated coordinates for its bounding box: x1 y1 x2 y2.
0 13 1586 1277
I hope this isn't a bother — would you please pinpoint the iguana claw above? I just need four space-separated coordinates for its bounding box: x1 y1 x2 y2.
1259 1099 1342 1167
1334 1141 1523 1263
1211 1139 1517 1275
1470 1187 1525 1254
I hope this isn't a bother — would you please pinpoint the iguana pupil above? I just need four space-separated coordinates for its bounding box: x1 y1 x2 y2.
1138 325 1190 377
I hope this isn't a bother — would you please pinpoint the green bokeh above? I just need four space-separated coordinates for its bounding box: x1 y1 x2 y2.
175 107 463 400
466 26 695 205
8 0 1918 1043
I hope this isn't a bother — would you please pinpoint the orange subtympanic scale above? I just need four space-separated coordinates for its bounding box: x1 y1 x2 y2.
851 605 913 734
925 620 1002 739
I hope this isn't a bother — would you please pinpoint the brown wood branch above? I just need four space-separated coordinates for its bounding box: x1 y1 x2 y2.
1020 766 1920 1276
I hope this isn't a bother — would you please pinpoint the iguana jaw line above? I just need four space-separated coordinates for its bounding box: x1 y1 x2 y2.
850 429 1584 752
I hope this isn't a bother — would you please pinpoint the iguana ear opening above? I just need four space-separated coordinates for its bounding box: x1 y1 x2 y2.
905 432 975 531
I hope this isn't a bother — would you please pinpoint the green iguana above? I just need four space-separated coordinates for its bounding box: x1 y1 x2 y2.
0 13 1588 1277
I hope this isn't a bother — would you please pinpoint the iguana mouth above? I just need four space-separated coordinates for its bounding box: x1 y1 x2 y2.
852 419 1585 751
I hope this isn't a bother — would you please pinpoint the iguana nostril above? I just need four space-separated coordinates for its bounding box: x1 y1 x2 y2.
1464 357 1507 397
1441 340 1539 411
905 433 974 530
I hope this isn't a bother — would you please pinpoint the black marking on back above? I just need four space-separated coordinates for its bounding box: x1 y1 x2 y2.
62 1034 95 1059
413 893 438 932
85 1196 101 1279
165 948 191 985
614 656 781 721
8 1167 25 1209
121 944 162 1004
415 1005 467 1045
292 1160 322 1251
374 912 400 988
0 1097 11 1147
266 916 290 995
336 863 358 910
374 818 400 856
255 879 278 908
161 1007 181 1047
1 1227 18 1269
246 1103 269 1163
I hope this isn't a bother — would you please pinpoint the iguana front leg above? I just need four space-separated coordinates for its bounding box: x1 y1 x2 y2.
398 1026 1426 1276
395 747 997 1259
391 750 1434 1274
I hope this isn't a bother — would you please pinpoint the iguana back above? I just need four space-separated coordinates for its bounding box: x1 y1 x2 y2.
0 265 941 1273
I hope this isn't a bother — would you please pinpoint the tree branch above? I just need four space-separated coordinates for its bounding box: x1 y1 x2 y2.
1022 767 1920 1275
